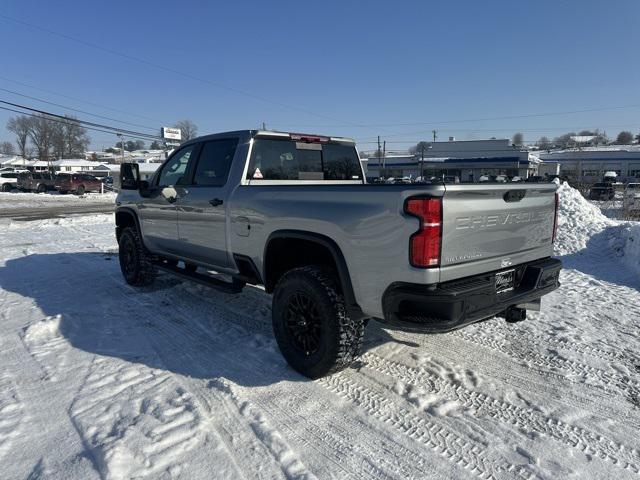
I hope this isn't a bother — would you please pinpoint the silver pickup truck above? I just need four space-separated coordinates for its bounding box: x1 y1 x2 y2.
115 130 561 378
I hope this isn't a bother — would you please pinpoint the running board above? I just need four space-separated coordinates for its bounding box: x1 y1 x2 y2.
155 262 245 294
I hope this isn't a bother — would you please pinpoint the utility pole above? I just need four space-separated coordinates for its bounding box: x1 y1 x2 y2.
420 144 425 179
377 136 381 178
432 130 438 142
382 140 386 176
117 134 125 164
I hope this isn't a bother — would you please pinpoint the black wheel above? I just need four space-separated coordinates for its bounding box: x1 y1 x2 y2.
76 185 85 195
118 227 157 286
272 266 364 378
37 183 47 193
1 183 11 192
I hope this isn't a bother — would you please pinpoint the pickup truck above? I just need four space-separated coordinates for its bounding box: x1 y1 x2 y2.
115 130 561 378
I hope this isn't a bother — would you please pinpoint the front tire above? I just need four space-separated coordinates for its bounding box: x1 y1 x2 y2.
1 183 12 192
75 185 85 195
118 227 157 286
272 266 364 378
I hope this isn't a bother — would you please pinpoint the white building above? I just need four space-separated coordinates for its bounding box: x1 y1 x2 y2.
539 147 640 182
365 139 539 181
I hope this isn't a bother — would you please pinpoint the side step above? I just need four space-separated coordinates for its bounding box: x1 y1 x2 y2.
155 262 245 294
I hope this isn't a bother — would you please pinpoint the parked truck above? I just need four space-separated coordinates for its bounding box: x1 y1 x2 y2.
115 130 561 378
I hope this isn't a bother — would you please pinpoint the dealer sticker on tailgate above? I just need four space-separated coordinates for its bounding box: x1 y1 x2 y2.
495 269 515 293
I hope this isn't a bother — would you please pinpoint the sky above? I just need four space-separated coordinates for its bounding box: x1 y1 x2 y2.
0 0 638 153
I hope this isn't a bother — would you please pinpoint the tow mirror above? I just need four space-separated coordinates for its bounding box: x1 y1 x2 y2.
120 163 140 190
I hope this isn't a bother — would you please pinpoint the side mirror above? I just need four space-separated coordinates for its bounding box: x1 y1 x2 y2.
120 163 140 190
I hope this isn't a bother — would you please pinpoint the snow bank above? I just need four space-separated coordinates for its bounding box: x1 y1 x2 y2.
554 181 615 256
0 192 116 210
617 224 640 277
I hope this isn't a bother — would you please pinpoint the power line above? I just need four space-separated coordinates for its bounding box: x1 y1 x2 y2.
0 104 146 139
0 99 162 141
0 87 159 132
0 13 375 131
0 74 166 124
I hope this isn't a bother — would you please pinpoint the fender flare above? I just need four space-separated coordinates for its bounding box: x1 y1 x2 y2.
264 230 363 318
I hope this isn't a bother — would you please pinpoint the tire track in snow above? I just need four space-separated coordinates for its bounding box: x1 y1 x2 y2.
452 328 640 402
361 352 640 475
0 373 24 464
140 283 436 479
317 372 538 480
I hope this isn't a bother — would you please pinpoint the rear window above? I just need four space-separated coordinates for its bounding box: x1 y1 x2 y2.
1 173 18 178
246 139 362 181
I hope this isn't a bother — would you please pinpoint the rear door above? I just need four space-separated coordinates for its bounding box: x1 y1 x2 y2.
439 183 556 280
175 137 239 267
138 144 199 255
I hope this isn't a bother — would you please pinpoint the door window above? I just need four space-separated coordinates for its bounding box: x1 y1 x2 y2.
157 145 196 186
193 138 238 186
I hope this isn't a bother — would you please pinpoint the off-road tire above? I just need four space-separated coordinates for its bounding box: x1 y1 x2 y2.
272 266 364 379
118 226 157 286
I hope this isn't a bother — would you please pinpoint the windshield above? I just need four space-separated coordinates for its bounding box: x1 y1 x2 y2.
247 139 362 181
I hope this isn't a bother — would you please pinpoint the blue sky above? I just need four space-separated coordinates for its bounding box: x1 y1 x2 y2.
0 0 638 151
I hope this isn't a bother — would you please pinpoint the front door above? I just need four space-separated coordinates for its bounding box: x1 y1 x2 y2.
138 144 198 255
175 138 238 268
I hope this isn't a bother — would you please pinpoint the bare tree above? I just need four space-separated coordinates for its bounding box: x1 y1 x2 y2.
26 115 57 161
6 116 31 158
174 119 198 142
408 141 431 154
616 131 633 145
0 141 15 155
149 140 162 150
537 136 551 150
46 115 90 159
512 132 524 146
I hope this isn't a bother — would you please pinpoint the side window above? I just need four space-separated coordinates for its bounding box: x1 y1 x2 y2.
157 145 196 186
193 138 238 186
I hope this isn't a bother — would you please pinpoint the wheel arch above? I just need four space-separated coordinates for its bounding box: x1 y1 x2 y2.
115 207 142 243
263 230 362 317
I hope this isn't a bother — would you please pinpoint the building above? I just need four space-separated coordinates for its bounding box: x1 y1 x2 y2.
365 139 539 181
538 147 640 183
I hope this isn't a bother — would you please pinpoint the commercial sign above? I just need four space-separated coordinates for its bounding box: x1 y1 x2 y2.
161 127 182 141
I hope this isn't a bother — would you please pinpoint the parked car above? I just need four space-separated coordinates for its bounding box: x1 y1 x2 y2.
55 173 102 194
17 172 57 193
115 129 561 378
0 172 20 191
623 183 640 211
588 182 615 200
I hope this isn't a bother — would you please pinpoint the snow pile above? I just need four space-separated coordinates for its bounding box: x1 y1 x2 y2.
554 181 615 256
617 224 640 278
0 192 116 210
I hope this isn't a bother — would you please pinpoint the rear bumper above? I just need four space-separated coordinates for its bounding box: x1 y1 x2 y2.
381 257 561 333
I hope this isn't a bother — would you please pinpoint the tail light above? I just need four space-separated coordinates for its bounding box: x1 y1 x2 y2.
404 197 442 267
552 192 559 243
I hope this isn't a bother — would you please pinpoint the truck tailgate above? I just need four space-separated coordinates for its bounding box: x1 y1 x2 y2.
439 184 557 280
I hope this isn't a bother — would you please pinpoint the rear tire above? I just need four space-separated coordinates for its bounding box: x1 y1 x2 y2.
118 227 157 286
1 183 11 192
76 185 85 195
37 183 47 193
272 266 364 379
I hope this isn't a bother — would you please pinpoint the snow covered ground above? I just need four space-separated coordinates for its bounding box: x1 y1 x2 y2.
0 184 638 479
0 191 116 210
